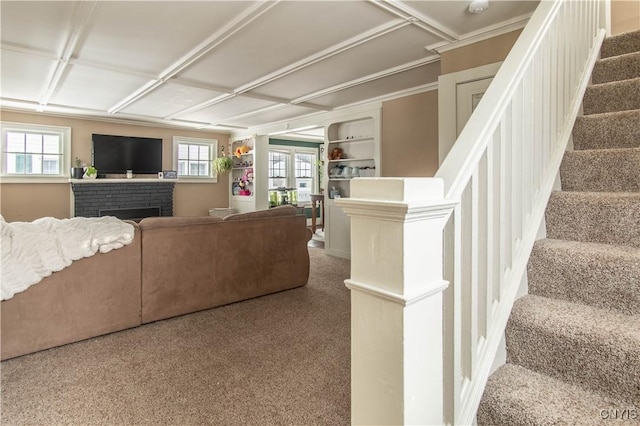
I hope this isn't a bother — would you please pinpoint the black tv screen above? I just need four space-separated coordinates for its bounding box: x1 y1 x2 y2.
92 134 163 175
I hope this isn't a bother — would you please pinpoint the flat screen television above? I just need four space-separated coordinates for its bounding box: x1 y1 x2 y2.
92 134 163 176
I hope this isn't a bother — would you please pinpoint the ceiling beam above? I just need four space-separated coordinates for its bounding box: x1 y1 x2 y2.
163 93 236 120
238 92 330 112
108 0 279 115
291 55 440 104
233 19 411 95
38 1 98 111
1 43 58 61
429 12 534 53
166 89 330 121
214 104 287 125
369 0 460 42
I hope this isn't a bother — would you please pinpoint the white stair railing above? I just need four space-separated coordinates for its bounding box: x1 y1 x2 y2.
337 0 608 424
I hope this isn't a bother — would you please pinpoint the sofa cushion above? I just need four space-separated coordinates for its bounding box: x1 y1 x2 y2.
138 216 223 229
223 205 297 221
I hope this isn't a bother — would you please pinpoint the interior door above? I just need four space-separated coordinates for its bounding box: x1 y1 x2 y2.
438 62 501 165
455 77 493 136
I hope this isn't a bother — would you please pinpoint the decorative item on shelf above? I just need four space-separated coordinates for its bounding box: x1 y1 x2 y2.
236 160 253 168
329 165 346 178
328 147 343 160
329 186 341 199
359 166 376 178
213 146 233 174
243 168 253 183
238 181 250 196
234 145 250 158
71 157 85 179
237 168 253 196
83 165 97 179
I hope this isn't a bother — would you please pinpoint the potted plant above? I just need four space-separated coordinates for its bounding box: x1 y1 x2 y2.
212 146 233 175
71 157 84 179
83 165 97 179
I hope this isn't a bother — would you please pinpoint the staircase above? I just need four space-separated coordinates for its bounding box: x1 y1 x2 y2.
478 30 640 425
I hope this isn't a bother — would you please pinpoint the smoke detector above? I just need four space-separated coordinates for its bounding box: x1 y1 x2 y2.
468 0 489 14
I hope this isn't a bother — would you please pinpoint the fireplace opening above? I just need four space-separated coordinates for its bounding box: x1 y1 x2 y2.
99 206 161 222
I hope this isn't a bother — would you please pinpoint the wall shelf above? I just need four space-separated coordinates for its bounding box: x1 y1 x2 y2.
228 135 268 213
328 157 375 163
328 136 373 144
323 108 381 259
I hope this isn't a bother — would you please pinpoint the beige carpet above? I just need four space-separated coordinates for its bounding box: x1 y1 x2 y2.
477 29 640 425
0 248 351 426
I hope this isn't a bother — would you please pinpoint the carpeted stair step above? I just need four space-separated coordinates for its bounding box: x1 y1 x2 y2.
505 295 640 404
592 51 640 84
601 29 640 59
527 238 640 315
560 147 640 192
573 109 640 150
583 77 640 115
545 191 640 248
477 364 634 426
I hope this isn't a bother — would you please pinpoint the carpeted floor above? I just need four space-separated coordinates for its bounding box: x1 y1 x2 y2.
0 248 351 426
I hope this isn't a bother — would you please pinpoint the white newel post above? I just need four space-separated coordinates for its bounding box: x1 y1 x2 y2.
336 178 457 426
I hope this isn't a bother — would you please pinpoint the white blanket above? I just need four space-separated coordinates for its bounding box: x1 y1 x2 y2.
1 215 135 301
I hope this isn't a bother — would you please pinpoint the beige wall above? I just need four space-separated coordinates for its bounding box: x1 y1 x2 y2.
0 110 229 221
380 30 521 178
1 183 70 222
438 1 640 75
612 0 640 34
381 90 439 177
440 30 522 75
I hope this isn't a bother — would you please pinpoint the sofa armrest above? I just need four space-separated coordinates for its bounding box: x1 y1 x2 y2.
1 223 142 360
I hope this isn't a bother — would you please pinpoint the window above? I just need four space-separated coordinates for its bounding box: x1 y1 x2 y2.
268 146 317 204
173 136 218 180
295 152 315 204
268 151 289 189
1 122 70 180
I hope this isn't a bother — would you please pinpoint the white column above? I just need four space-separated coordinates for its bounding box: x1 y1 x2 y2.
336 178 457 426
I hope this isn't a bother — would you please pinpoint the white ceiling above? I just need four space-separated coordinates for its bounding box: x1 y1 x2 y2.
0 1 539 137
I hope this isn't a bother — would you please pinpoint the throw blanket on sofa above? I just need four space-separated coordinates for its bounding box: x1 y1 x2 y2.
1 215 135 301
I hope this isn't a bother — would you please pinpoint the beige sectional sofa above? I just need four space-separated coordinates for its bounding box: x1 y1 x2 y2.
1 206 312 360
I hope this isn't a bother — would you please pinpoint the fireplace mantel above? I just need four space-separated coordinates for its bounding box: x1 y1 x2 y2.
69 178 175 184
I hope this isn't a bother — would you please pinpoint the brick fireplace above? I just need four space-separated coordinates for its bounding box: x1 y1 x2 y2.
71 180 175 220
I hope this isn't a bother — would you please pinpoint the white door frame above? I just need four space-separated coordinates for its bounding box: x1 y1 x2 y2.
438 61 503 165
